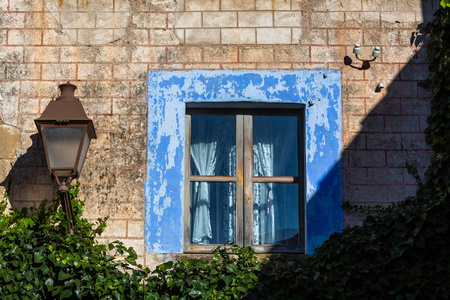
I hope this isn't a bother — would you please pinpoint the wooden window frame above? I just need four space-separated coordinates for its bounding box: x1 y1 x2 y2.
183 106 305 254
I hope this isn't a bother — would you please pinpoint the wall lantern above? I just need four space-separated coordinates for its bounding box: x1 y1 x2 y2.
352 44 380 70
35 83 96 233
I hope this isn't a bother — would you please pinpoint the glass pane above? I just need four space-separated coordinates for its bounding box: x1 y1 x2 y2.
190 182 235 244
253 183 299 246
190 115 236 176
253 116 298 177
43 127 83 170
77 133 90 175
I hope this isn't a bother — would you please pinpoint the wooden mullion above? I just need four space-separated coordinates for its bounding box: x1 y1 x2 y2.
183 114 192 250
188 175 237 182
236 115 244 246
251 176 300 183
243 115 253 247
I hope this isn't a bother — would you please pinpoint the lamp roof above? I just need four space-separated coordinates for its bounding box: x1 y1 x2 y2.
35 83 96 139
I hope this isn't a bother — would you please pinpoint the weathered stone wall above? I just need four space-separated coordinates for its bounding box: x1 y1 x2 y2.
0 0 436 266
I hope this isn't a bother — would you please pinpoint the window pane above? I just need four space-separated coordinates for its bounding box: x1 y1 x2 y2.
190 182 236 244
253 183 299 246
190 115 236 176
43 127 83 169
253 116 298 177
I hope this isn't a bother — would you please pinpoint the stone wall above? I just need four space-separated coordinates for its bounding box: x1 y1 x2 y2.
0 0 437 266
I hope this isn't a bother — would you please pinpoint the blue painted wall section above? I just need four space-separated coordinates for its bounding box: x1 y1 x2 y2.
145 70 343 255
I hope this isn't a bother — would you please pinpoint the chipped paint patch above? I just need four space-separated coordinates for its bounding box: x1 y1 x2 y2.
145 70 342 254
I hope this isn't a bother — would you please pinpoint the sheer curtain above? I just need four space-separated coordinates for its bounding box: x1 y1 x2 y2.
253 116 297 245
190 116 235 244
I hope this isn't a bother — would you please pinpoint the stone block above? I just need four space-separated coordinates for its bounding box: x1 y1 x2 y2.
203 12 237 28
127 220 145 238
21 81 56 97
0 12 25 28
10 0 44 11
42 64 76 80
185 29 220 44
113 64 148 80
239 47 274 62
96 12 130 29
61 46 96 63
274 12 302 27
131 81 147 98
348 150 386 167
386 150 432 168
78 64 112 80
202 46 237 63
25 46 59 62
401 99 431 115
364 29 398 46
185 0 219 11
0 124 20 159
132 46 166 63
8 29 42 45
221 28 255 44
366 133 402 150
403 133 429 150
78 29 114 45
274 45 309 62
381 12 418 29
345 12 380 28
97 46 131 63
400 63 429 81
120 239 145 256
6 64 41 80
174 12 201 28
60 12 95 28
12 184 54 201
344 185 388 203
386 81 418 98
344 130 366 149
26 12 59 28
82 98 112 115
257 28 291 44
328 29 362 45
362 0 397 11
387 185 417 203
167 46 202 63
343 99 365 115
311 46 344 63
297 28 326 45
102 220 127 238
0 30 5 45
94 81 130 98
255 0 291 10
310 12 344 28
238 11 273 27
324 0 361 11
113 98 147 114
0 47 23 62
344 167 367 185
385 116 420 133
19 98 39 114
43 30 74 45
221 0 255 10
149 30 179 45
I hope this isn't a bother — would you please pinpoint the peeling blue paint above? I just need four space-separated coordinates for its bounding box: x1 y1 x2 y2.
145 70 343 255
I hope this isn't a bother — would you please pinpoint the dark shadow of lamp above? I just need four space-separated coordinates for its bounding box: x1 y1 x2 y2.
34 83 96 234
352 43 380 70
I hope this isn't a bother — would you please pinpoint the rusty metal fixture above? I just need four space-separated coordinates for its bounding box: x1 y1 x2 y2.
35 82 96 234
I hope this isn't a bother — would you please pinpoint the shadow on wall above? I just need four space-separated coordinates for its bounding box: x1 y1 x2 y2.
305 0 436 253
0 133 56 210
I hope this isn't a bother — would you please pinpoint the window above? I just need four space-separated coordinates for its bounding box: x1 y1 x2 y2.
184 105 305 253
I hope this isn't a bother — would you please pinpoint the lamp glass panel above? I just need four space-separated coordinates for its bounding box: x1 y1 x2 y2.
43 127 83 170
77 133 90 175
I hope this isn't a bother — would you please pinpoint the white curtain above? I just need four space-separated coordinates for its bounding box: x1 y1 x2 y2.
190 116 235 244
253 117 297 245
